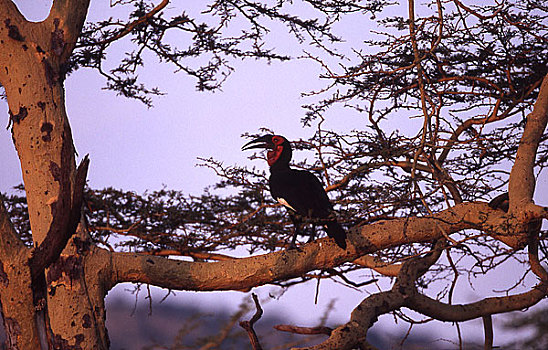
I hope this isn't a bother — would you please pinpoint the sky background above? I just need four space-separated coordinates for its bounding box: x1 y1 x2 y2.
1 0 545 347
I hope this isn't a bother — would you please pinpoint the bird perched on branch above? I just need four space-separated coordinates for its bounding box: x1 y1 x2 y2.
242 134 347 249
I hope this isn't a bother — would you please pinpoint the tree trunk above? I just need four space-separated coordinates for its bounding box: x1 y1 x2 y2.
0 1 106 348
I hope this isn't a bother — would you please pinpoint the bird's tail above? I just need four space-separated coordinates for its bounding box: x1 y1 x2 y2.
326 221 347 249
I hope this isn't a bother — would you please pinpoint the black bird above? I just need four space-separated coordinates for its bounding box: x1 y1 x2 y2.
242 134 347 249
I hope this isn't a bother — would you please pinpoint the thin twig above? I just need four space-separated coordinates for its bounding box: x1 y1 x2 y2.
274 324 332 336
239 293 264 350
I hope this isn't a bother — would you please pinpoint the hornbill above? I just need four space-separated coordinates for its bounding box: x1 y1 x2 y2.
242 134 347 249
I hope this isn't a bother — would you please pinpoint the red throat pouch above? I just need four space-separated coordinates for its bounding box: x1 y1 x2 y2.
267 146 283 166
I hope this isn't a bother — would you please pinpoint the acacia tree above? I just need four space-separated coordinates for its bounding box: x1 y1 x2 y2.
0 0 547 349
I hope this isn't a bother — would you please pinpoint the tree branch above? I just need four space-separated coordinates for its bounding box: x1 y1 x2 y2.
527 222 548 282
274 324 332 336
92 0 169 47
509 73 548 210
106 202 518 292
407 282 547 322
483 315 493 350
352 255 401 277
239 293 264 350
439 77 543 165
0 0 31 70
46 0 92 63
0 0 25 23
302 238 548 349
28 156 89 278
298 241 445 350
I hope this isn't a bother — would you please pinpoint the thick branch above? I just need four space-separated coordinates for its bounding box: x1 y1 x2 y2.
47 0 92 62
527 223 548 282
299 241 445 350
352 255 400 277
407 283 547 322
301 240 548 350
509 73 548 210
106 202 516 292
306 291 404 350
0 0 30 71
28 156 89 278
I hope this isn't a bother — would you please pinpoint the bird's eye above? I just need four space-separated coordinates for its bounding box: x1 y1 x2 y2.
272 136 283 145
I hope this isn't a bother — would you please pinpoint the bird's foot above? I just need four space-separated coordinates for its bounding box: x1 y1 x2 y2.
287 242 303 252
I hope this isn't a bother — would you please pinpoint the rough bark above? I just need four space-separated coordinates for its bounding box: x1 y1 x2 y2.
509 76 548 210
0 199 40 349
99 200 542 292
0 1 104 348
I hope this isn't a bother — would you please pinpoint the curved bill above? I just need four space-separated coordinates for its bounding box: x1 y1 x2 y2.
241 135 275 151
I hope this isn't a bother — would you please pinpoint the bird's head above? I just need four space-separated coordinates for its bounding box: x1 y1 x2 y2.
242 134 292 167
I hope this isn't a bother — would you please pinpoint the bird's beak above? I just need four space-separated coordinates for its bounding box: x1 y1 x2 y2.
241 135 275 151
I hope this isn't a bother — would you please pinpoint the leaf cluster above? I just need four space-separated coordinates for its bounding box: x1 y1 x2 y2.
67 0 386 106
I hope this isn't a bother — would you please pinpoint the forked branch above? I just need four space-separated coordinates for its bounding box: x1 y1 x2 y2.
298 241 445 350
29 156 89 279
240 293 264 350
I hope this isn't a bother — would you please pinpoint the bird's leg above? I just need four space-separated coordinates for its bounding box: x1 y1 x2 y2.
288 213 303 250
289 228 299 249
305 209 317 243
307 223 317 243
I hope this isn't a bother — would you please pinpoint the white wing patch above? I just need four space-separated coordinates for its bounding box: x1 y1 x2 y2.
277 197 296 211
